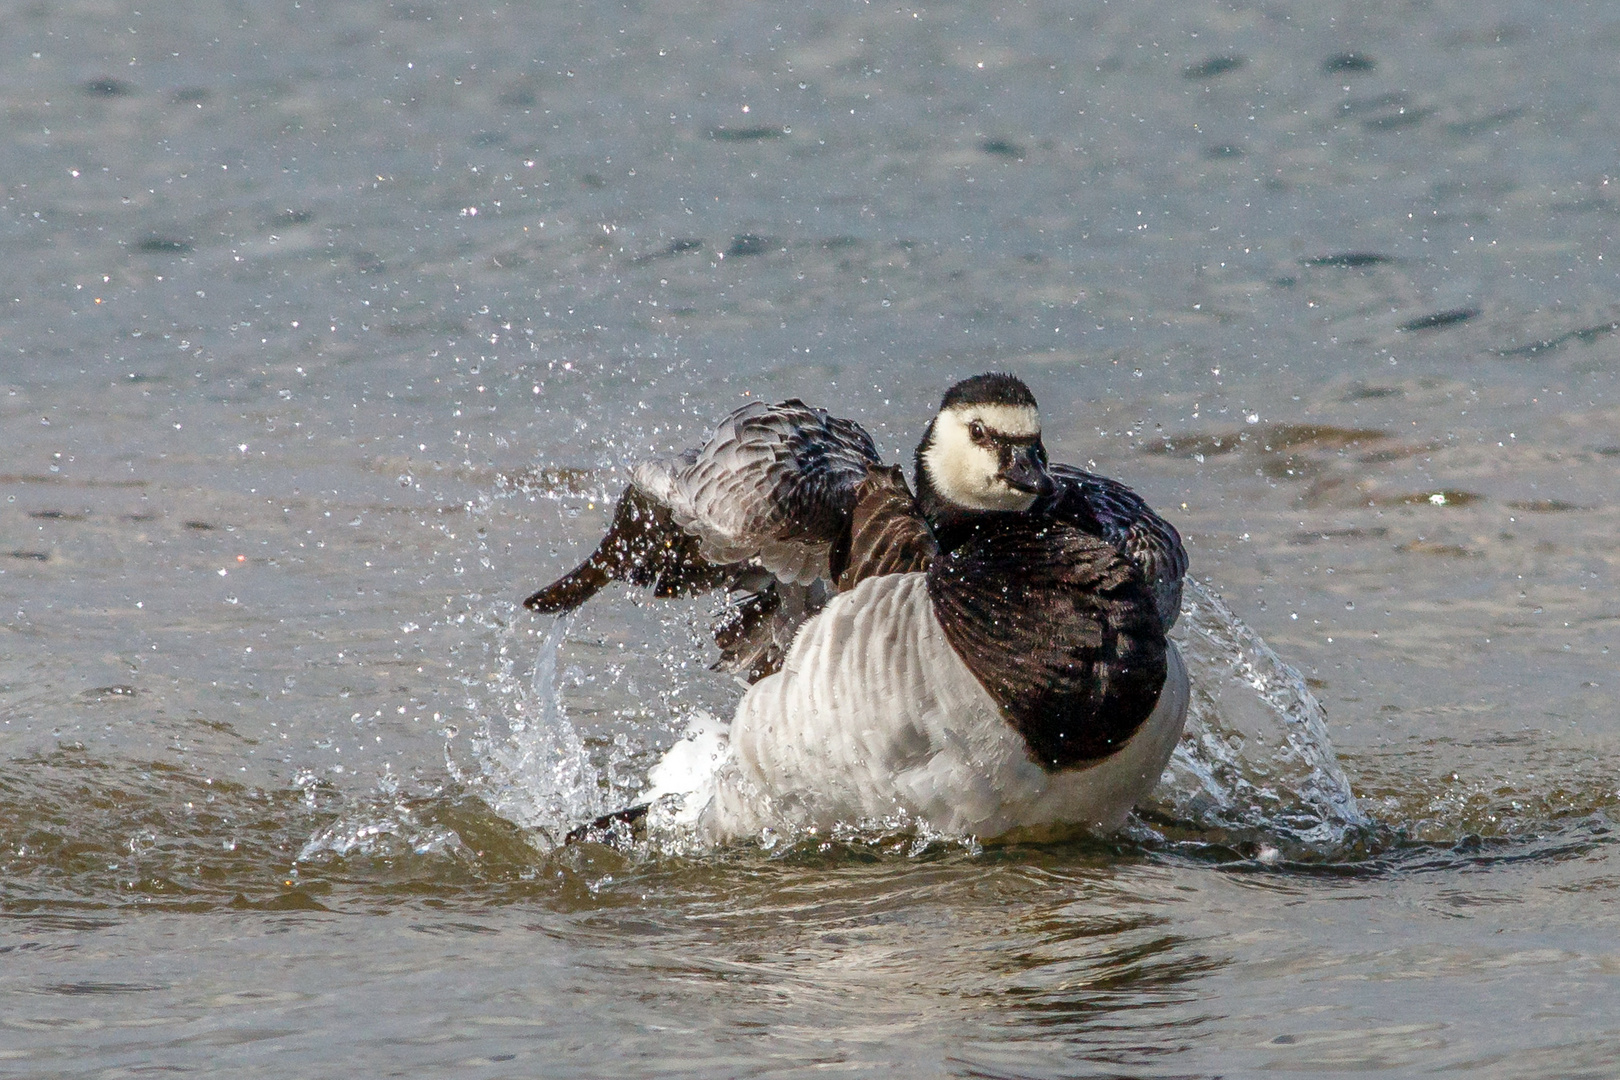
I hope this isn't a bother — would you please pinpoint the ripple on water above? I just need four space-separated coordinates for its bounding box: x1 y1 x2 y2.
0 564 1605 915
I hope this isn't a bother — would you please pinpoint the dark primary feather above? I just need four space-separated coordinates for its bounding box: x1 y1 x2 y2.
710 577 832 682
523 485 729 614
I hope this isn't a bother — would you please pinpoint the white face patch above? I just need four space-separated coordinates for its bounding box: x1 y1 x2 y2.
956 403 1041 440
923 404 1043 510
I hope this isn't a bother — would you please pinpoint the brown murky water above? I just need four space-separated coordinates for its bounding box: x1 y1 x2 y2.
3 1 1618 1076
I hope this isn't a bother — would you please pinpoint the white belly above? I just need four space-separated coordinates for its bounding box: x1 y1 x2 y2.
664 573 1190 843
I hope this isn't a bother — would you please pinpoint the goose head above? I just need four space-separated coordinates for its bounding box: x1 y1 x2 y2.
915 373 1054 515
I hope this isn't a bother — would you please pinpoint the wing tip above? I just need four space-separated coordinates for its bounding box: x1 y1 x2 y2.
523 562 610 614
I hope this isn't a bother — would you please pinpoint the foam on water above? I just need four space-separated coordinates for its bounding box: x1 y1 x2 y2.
296 788 467 862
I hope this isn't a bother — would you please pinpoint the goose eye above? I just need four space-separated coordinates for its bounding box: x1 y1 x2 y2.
968 420 987 443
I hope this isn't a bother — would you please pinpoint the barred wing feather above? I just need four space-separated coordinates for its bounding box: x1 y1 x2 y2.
632 399 883 584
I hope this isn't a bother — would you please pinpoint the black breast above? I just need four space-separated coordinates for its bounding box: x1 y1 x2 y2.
926 517 1168 771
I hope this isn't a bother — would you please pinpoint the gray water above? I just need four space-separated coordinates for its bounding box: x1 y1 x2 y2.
4 0 1619 1075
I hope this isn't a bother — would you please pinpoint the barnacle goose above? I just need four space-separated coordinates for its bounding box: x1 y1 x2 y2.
525 374 1189 843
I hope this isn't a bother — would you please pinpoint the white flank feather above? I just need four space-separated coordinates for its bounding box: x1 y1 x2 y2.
648 573 1190 843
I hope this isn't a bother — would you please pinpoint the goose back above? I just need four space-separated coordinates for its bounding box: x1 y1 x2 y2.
1036 464 1187 629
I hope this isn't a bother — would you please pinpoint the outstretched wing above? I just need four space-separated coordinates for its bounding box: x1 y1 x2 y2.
631 399 884 585
1039 464 1187 629
524 399 932 680
707 463 938 682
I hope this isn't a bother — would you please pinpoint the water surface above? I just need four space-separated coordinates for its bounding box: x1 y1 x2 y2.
3 0 1618 1076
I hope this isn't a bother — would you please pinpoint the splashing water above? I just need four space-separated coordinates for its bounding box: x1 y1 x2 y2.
296 607 607 864
293 761 470 864
446 611 609 849
296 794 467 862
1148 579 1367 848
